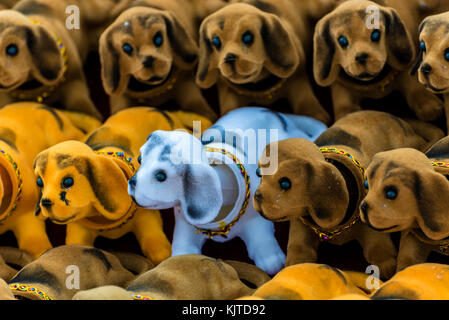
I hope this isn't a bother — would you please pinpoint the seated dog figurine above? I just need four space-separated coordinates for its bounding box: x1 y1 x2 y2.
361 135 449 271
72 254 270 300
8 245 139 300
99 0 223 120
237 263 375 300
196 0 334 123
313 0 449 121
0 247 33 282
33 107 212 265
0 102 94 258
128 107 327 275
412 11 449 132
371 263 449 300
254 111 444 279
0 0 122 118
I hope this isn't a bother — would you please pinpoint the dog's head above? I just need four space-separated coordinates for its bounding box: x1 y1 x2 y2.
128 130 223 226
196 3 301 88
314 0 414 86
99 6 198 95
254 138 350 228
360 148 449 240
0 11 66 91
411 13 449 94
33 141 133 224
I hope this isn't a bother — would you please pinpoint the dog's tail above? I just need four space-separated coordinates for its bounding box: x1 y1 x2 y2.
405 119 445 152
225 260 271 290
60 111 103 136
0 247 34 282
111 251 155 276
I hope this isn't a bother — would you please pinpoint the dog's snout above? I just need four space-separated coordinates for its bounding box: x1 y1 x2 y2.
420 63 432 76
254 190 263 202
142 56 155 69
360 201 369 216
224 53 238 65
41 198 53 208
355 53 369 65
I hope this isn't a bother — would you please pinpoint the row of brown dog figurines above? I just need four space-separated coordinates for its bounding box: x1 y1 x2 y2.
2 0 449 129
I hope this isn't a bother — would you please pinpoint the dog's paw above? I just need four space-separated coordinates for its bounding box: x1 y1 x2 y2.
412 92 444 121
254 250 286 276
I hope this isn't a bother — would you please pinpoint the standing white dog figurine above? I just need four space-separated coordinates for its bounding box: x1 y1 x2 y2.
128 107 327 274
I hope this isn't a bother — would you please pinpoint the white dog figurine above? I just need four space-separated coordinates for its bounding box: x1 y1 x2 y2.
128 107 327 274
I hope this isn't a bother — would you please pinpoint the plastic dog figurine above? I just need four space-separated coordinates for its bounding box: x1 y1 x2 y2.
33 107 212 264
254 111 444 279
361 135 449 271
196 0 334 123
128 107 327 275
99 0 223 120
313 0 449 121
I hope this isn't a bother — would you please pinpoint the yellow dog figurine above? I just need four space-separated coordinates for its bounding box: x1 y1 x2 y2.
33 107 212 264
0 102 97 258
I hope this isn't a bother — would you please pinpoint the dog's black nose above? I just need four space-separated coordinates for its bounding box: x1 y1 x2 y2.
355 53 369 65
254 190 263 202
360 201 369 216
41 198 53 208
224 53 238 65
142 56 155 68
421 63 432 75
129 175 137 189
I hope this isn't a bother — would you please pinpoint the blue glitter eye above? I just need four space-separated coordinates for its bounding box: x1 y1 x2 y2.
122 43 133 55
420 41 426 52
256 167 262 178
364 179 369 189
62 177 74 189
444 49 449 62
385 187 398 200
212 36 221 50
242 31 254 46
155 171 167 182
338 36 349 48
37 177 43 188
153 32 163 47
279 177 291 191
371 30 381 42
6 44 18 57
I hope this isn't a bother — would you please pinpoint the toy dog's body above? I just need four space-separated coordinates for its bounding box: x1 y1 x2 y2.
33 107 212 264
314 0 449 121
196 0 334 123
361 135 449 271
0 0 111 118
0 102 90 257
129 107 327 275
254 111 444 278
99 0 221 120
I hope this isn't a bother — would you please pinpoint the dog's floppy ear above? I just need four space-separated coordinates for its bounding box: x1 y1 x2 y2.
260 13 300 79
162 12 198 70
83 155 133 220
313 17 339 86
196 20 220 89
180 162 223 225
99 27 128 95
382 7 415 71
26 24 64 85
414 170 449 240
411 19 427 75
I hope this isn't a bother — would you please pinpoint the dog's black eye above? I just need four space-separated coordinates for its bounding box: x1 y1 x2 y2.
212 36 221 50
122 43 133 55
62 177 74 189
371 30 381 42
420 41 426 52
155 171 167 182
364 178 369 189
138 155 142 164
444 49 449 62
153 32 163 47
5 44 18 57
242 31 254 46
256 167 262 178
338 36 349 49
36 177 44 188
384 186 398 200
279 177 291 191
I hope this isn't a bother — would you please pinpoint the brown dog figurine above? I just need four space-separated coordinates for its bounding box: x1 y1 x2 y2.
361 135 449 271
254 111 444 279
313 0 449 121
196 0 335 123
72 254 270 300
99 0 222 120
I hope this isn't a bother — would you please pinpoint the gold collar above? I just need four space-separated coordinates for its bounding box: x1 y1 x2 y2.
130 68 180 103
10 283 53 300
0 149 23 224
299 147 365 241
411 229 449 256
224 76 287 102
